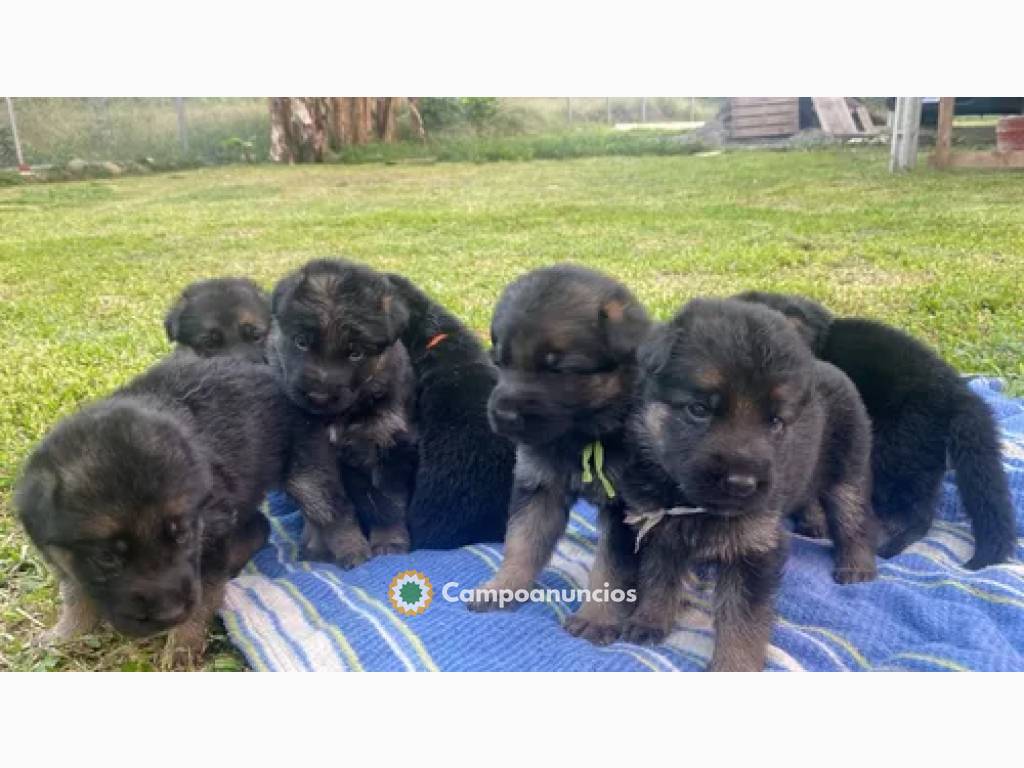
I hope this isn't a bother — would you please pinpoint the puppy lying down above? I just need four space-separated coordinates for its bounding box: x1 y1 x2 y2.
15 355 297 665
578 299 878 671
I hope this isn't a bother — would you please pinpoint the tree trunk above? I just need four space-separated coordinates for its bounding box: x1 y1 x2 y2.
376 97 398 143
268 97 329 162
407 97 427 141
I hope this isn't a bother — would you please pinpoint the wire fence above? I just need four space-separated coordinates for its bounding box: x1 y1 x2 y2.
0 97 725 170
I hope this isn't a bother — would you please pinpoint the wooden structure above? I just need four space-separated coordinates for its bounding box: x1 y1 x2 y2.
727 97 876 140
931 97 1024 170
728 98 799 139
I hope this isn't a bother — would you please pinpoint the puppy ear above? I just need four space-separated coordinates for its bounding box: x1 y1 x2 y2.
381 276 410 344
777 301 832 354
164 295 187 342
636 323 674 376
14 462 62 546
599 292 651 360
271 270 304 316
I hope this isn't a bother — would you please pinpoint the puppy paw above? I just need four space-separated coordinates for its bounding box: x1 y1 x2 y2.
334 542 372 570
833 563 877 584
160 627 207 670
465 580 524 612
371 542 410 557
325 531 372 570
621 616 671 645
564 614 622 646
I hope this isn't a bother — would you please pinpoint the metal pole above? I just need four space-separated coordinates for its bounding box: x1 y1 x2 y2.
175 97 189 154
5 97 26 167
690 96 695 122
641 97 647 123
606 97 612 124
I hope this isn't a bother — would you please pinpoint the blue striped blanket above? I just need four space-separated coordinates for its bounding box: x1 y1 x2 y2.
220 378 1024 671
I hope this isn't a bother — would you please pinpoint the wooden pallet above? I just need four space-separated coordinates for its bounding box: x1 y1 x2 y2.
728 97 798 139
811 96 858 135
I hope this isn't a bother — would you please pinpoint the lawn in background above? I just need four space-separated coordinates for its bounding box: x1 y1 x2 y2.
1 147 1022 670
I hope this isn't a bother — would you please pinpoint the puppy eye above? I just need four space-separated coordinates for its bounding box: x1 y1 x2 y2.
293 333 311 351
685 402 712 422
348 349 365 362
201 332 224 350
91 549 122 572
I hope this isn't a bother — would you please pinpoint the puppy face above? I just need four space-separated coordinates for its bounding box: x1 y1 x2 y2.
635 298 815 514
269 259 409 416
16 402 208 637
487 265 650 446
165 278 271 363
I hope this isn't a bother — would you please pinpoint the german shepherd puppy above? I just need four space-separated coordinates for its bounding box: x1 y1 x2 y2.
164 277 271 363
385 272 514 548
735 291 1015 569
14 356 291 664
602 298 877 671
269 259 417 568
468 264 651 617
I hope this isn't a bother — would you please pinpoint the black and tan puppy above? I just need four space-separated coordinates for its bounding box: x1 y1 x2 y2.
269 259 417 568
736 291 1015 569
164 277 271 363
14 356 291 664
385 272 514 549
601 298 877 671
468 264 651 624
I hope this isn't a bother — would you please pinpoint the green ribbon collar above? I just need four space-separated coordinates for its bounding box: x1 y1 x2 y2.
581 440 616 499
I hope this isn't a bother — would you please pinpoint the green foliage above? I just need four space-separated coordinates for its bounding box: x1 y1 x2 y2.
1 149 1022 670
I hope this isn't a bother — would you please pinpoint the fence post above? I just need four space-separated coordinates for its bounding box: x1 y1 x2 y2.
640 97 647 123
606 97 612 124
4 97 26 168
175 98 189 155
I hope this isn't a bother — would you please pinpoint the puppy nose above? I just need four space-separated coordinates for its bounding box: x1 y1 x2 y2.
722 474 759 498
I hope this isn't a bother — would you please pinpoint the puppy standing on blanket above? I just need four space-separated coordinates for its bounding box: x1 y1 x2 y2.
14 356 293 664
594 299 877 671
468 264 651 625
269 259 417 568
735 291 1016 569
164 277 271 363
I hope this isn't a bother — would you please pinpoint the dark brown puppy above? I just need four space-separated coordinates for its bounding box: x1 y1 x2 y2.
468 264 650 630
269 259 417 568
165 277 271 363
14 356 292 665
385 272 514 549
735 290 1015 569
598 298 876 671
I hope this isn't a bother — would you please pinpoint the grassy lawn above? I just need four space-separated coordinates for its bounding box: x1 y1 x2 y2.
1 148 1022 670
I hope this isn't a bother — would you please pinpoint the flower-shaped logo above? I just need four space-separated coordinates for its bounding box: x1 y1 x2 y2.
388 570 433 616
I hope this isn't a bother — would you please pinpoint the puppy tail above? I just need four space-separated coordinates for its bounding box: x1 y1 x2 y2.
948 385 1016 570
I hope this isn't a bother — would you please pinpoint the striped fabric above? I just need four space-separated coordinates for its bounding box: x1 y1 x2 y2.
221 378 1024 671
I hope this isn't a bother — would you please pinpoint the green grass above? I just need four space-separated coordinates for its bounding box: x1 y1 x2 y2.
1 148 1022 670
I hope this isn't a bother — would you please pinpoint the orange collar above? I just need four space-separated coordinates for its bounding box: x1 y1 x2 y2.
425 332 448 350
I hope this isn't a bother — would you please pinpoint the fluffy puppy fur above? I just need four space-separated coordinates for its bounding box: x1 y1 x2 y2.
14 356 292 664
164 277 271 363
468 264 651 620
385 272 514 548
599 299 877 671
736 291 1015 569
269 259 417 568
